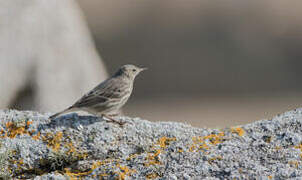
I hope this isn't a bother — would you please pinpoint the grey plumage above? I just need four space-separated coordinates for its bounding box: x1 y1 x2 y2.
50 64 146 120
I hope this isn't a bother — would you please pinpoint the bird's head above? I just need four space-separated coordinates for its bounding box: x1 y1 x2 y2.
115 64 147 79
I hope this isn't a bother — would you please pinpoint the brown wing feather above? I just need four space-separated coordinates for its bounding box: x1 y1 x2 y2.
70 77 130 109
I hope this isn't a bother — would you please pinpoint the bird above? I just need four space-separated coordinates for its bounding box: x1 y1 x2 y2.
50 64 147 125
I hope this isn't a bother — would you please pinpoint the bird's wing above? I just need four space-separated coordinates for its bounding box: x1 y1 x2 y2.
70 78 128 108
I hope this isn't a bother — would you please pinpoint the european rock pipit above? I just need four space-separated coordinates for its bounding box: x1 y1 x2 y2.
50 64 146 125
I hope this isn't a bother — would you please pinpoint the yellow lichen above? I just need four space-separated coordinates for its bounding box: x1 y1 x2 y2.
2 122 31 138
65 142 76 154
10 159 24 170
146 172 158 179
32 132 41 141
42 132 63 152
178 148 184 153
294 144 302 158
116 164 136 180
64 159 131 179
144 149 161 166
189 144 196 152
91 160 108 170
26 121 33 126
189 132 225 152
288 160 299 168
231 127 245 136
157 137 176 149
126 154 137 161
64 168 92 180
208 156 222 164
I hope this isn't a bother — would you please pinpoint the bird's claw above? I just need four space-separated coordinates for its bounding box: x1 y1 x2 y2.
102 114 127 127
106 119 127 127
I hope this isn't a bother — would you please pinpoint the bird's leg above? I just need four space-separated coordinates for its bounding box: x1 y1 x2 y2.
107 113 119 117
102 114 126 126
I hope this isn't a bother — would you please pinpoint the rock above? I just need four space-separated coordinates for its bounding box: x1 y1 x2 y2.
0 0 107 112
1 109 302 179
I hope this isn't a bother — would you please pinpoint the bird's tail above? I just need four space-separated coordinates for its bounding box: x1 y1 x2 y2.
49 107 74 119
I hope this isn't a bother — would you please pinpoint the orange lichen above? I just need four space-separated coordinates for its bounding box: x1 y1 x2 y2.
231 127 245 136
26 121 33 126
204 133 224 145
275 146 281 150
189 144 197 152
116 164 136 180
208 156 222 164
63 141 88 161
295 144 302 150
126 154 137 161
65 142 76 154
294 144 302 158
178 148 184 153
146 172 158 179
0 129 6 138
199 143 209 150
144 149 161 166
42 132 63 151
157 137 176 149
64 160 122 179
189 132 225 152
289 160 299 168
91 160 108 170
11 159 24 169
65 168 93 180
268 175 273 179
32 132 41 141
3 122 31 138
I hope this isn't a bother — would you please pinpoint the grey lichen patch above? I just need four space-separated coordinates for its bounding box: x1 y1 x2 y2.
0 142 12 179
1 109 302 179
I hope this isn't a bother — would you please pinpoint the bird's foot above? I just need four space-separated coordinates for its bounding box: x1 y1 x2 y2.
102 114 126 127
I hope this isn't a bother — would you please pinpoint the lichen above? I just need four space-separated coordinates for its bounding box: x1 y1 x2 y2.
294 144 302 158
231 127 245 136
0 121 33 139
42 132 63 152
189 132 225 152
116 164 136 180
157 137 176 149
144 149 161 167
0 144 12 179
146 172 158 179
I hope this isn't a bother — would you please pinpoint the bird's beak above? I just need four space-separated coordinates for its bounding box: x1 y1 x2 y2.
140 67 148 72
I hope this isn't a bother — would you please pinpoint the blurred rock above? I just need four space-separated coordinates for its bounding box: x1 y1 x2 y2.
1 109 302 179
0 0 107 112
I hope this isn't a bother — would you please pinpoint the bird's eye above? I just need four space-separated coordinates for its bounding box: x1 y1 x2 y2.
132 69 137 72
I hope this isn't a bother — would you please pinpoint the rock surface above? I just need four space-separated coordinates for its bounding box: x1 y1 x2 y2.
0 109 302 179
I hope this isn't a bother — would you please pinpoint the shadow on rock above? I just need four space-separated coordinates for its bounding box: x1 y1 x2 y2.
43 113 105 130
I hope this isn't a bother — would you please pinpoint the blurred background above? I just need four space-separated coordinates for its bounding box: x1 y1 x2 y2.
2 0 302 128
